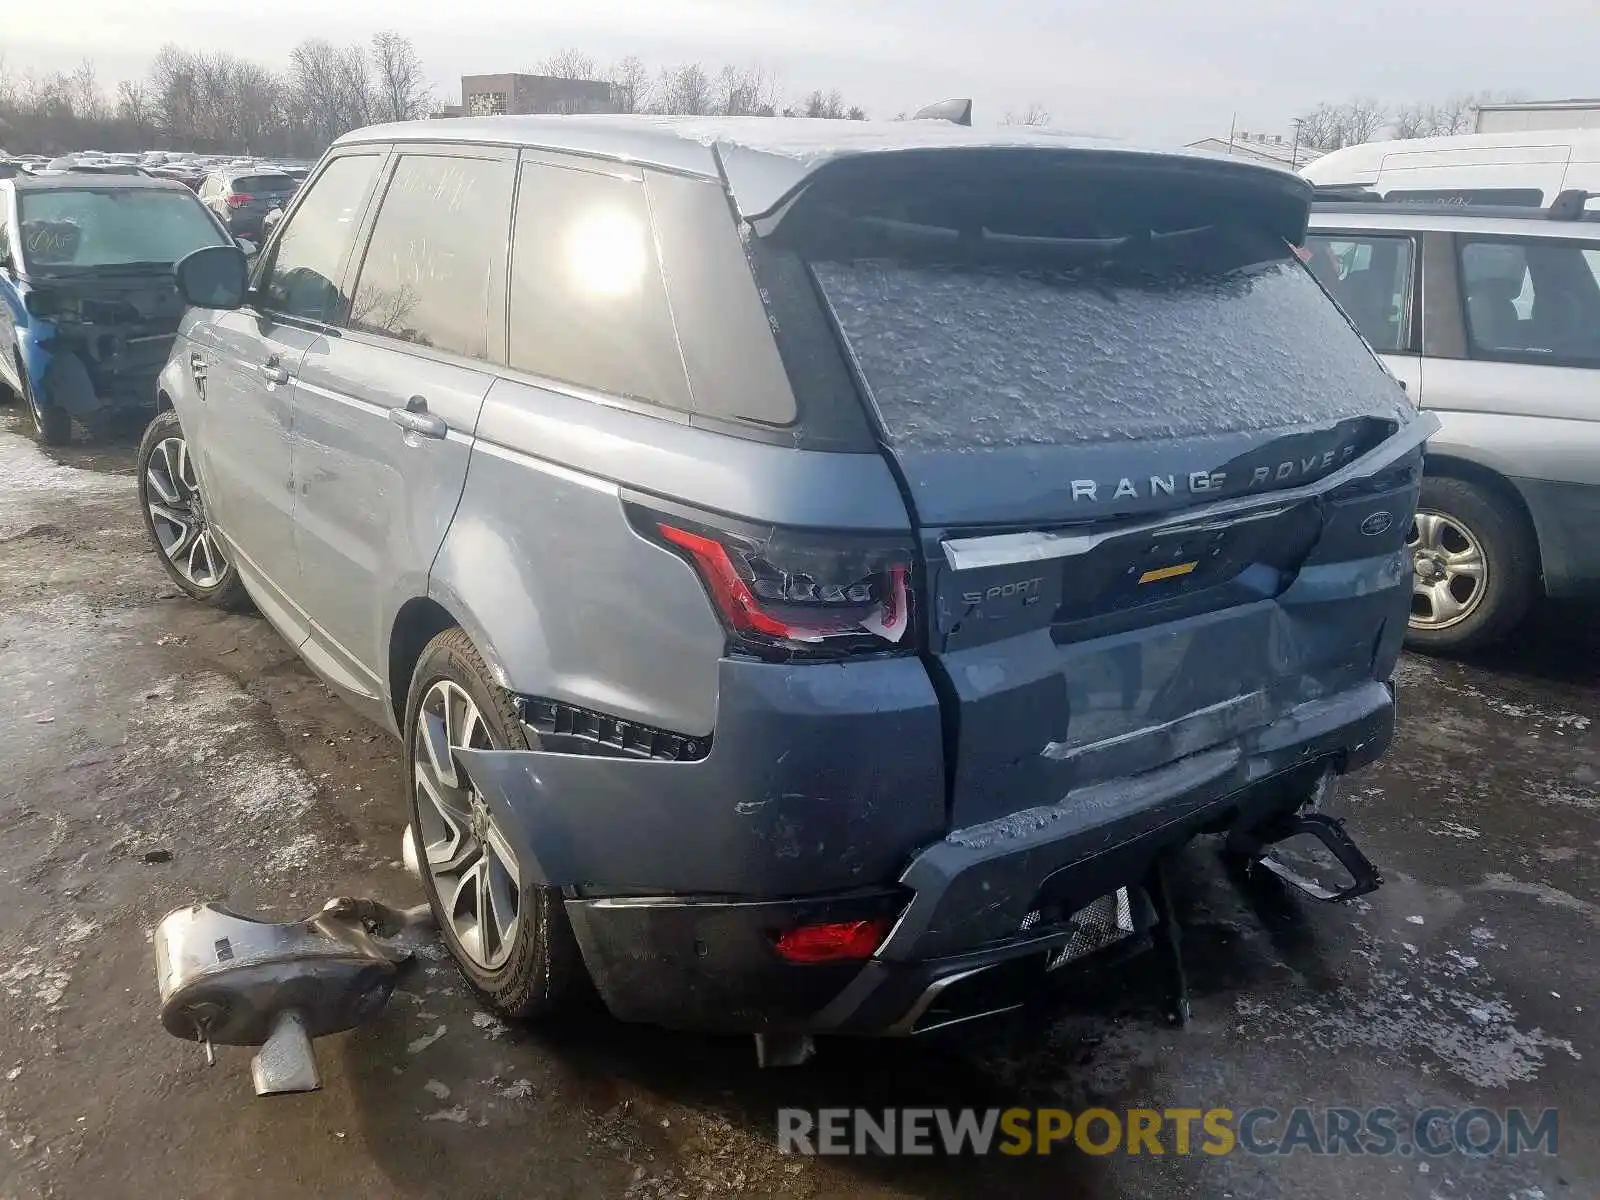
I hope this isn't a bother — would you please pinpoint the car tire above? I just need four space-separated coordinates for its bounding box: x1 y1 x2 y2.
405 627 587 1022
20 365 71 446
136 409 251 609
1405 475 1537 654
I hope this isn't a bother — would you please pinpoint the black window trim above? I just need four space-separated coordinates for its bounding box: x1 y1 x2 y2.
1305 227 1424 356
247 146 392 333
1453 231 1600 370
336 142 518 369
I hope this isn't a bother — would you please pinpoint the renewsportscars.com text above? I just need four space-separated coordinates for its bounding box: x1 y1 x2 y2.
777 1106 1559 1158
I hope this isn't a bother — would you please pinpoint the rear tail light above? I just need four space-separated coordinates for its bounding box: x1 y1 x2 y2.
223 193 253 208
641 510 914 661
772 918 891 964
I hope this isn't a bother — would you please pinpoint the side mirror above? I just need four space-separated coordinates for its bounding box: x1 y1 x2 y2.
176 244 249 310
235 237 258 259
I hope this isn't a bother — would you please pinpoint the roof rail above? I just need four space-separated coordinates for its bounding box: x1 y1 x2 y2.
1312 184 1382 202
910 98 973 126
1548 188 1594 220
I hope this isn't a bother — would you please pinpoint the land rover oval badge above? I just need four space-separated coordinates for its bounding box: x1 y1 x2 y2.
1360 511 1393 537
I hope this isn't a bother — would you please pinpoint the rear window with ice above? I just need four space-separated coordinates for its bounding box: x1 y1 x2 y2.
233 174 296 194
812 255 1406 451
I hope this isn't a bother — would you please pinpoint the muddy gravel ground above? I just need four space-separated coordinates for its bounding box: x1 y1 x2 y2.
0 410 1595 1200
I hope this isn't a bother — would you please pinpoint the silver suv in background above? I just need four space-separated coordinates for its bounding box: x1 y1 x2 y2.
1307 190 1600 651
140 117 1429 1051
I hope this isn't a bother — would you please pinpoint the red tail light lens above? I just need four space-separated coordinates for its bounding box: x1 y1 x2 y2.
224 193 253 208
649 516 914 660
772 918 891 964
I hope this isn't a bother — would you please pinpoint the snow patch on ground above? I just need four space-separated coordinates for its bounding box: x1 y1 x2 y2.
1234 939 1581 1088
0 432 131 539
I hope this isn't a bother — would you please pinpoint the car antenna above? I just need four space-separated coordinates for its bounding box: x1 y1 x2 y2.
1547 188 1593 221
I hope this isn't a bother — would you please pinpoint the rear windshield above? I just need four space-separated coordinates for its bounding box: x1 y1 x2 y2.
233 174 296 194
791 175 1407 451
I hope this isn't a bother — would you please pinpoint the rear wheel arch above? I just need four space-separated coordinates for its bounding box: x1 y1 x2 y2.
1420 453 1544 580
388 596 461 729
155 388 174 414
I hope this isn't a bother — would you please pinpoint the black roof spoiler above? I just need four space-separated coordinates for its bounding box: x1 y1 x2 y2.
910 98 973 126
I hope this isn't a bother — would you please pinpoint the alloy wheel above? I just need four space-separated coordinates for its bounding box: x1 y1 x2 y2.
144 436 229 589
1407 509 1489 630
413 679 521 971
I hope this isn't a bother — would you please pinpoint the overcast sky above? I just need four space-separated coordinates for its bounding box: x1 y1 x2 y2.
8 0 1598 144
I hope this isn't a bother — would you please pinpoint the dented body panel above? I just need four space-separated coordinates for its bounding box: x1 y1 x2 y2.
21 273 186 418
2 174 232 427
156 119 1430 1037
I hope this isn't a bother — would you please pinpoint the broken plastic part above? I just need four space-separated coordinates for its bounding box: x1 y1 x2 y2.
153 898 434 1097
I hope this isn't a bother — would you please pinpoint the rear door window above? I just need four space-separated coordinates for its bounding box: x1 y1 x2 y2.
1303 234 1417 352
259 153 384 324
1459 237 1600 365
507 161 690 410
347 153 514 360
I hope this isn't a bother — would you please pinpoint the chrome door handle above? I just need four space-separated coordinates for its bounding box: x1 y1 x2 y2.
387 397 447 439
257 360 290 384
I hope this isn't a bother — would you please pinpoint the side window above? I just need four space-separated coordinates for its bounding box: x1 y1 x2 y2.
259 154 383 324
348 154 514 360
1303 234 1416 353
1459 237 1600 365
507 162 689 409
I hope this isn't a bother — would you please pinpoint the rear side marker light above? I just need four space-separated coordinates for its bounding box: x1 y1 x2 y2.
772 918 891 964
652 519 912 659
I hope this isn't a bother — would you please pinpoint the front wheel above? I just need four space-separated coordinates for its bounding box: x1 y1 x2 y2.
405 627 586 1021
136 409 250 609
20 367 70 446
1405 475 1536 654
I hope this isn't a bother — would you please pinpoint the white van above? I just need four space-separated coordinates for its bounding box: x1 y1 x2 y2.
1302 130 1600 206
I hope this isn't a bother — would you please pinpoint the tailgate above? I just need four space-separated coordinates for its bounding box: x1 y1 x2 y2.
784 147 1424 830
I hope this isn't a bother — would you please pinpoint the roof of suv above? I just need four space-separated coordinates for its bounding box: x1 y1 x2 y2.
7 172 193 194
335 114 1309 218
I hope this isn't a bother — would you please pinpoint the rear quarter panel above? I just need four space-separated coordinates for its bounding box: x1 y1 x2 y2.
430 376 912 737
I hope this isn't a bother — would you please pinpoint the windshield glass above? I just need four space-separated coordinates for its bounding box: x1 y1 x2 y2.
18 187 226 271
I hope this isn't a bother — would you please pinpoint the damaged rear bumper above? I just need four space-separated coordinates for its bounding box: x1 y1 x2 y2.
456 674 1395 1036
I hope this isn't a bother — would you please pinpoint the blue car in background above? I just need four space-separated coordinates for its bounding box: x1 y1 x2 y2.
0 173 240 444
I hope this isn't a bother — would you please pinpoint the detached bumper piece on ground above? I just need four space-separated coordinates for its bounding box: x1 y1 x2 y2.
152 898 432 1095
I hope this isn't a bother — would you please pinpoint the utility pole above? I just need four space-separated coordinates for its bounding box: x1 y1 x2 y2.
1290 116 1305 169
1228 112 1237 155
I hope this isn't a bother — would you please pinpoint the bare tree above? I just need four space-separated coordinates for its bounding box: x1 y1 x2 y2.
1003 102 1050 126
715 64 776 117
846 105 867 121
1295 98 1387 151
370 32 430 123
799 88 846 119
655 63 713 116
1391 101 1434 140
1343 96 1387 145
536 48 600 81
606 56 652 114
